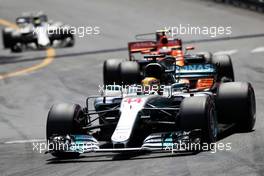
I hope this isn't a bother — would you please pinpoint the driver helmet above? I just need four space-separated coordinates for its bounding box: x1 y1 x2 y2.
16 18 28 27
141 77 161 94
33 17 41 26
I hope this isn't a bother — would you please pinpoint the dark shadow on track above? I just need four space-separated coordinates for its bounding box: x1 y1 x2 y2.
217 125 255 141
46 151 199 164
0 55 22 64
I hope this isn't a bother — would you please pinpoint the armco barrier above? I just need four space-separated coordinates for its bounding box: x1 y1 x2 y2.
214 0 264 12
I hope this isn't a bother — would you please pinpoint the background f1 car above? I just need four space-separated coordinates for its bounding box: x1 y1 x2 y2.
104 30 224 87
2 12 75 52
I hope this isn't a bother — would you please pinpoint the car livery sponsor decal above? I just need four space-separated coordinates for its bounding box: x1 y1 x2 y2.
111 97 147 143
176 64 216 73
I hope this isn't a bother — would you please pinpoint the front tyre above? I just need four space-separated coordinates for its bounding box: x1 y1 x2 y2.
217 82 256 132
46 103 85 158
180 96 218 144
11 42 23 53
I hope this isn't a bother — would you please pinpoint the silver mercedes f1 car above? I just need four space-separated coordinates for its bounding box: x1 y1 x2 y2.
2 12 74 52
46 58 256 158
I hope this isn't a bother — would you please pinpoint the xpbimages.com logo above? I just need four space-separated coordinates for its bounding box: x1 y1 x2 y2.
34 25 100 38
164 141 232 154
32 141 99 153
164 24 232 38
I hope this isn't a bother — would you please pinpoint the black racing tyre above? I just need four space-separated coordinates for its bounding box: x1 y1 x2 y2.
46 103 85 138
216 82 256 132
64 34 75 47
120 61 140 85
46 103 85 158
11 42 23 53
197 51 213 63
212 54 235 82
10 32 23 53
2 29 13 49
65 35 75 47
180 96 218 144
103 59 122 85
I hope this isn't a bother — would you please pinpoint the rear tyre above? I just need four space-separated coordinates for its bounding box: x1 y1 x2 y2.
197 51 213 63
46 103 85 158
212 54 234 82
2 28 13 49
180 96 218 144
216 82 256 132
103 59 122 85
10 32 23 53
120 61 140 85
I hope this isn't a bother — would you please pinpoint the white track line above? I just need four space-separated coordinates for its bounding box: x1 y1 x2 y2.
251 46 264 53
4 139 46 144
214 49 238 55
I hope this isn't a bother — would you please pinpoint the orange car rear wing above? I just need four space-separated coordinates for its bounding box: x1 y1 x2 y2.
128 39 182 60
128 41 156 60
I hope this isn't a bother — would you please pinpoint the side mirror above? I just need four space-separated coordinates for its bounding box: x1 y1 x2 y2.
171 82 189 92
185 46 195 54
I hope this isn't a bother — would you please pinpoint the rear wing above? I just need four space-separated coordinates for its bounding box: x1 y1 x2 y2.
128 41 156 60
128 39 182 60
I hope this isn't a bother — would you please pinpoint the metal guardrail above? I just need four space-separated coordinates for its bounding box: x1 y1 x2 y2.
214 0 264 12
